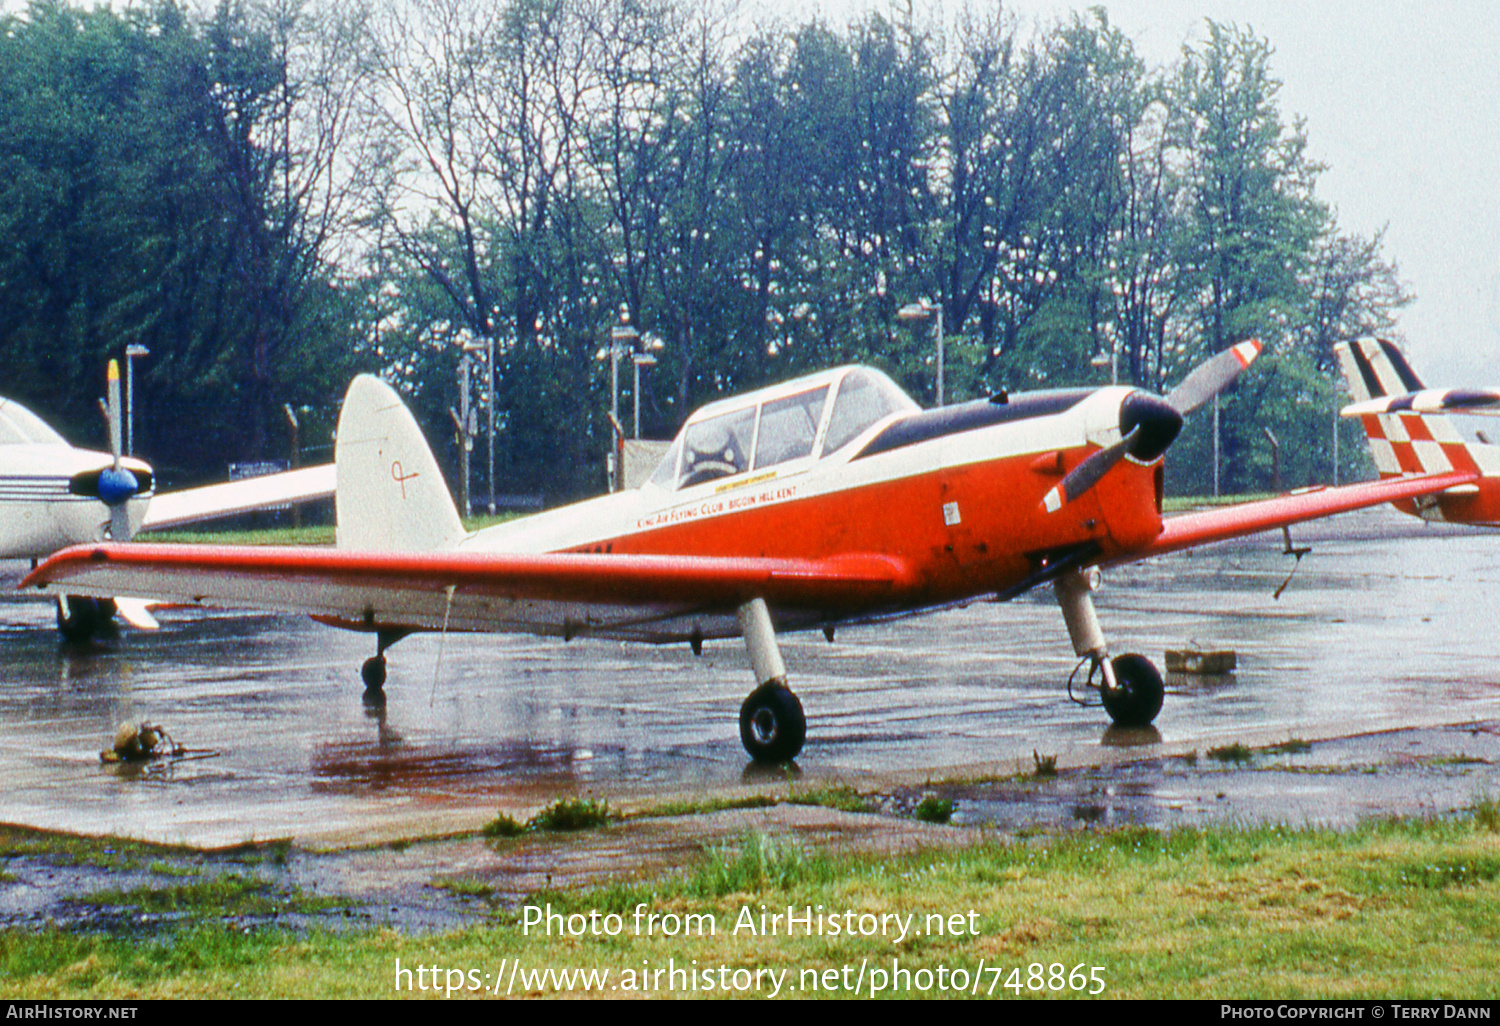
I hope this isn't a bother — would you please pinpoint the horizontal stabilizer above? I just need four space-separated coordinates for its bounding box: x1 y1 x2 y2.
1341 389 1500 418
141 464 335 530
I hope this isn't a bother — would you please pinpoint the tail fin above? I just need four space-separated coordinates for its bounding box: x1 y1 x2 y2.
335 375 467 551
1334 339 1500 524
1336 337 1426 404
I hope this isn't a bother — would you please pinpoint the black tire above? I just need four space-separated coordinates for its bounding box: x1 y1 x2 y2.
739 683 806 763
56 595 109 643
1101 653 1164 727
361 655 387 692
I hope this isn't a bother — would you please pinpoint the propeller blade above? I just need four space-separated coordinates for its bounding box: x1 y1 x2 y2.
1164 339 1263 415
108 501 133 542
105 359 123 467
1041 427 1138 513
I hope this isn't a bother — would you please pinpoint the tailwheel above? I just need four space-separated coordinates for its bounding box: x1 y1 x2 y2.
361 655 387 693
739 683 806 763
1100 653 1164 727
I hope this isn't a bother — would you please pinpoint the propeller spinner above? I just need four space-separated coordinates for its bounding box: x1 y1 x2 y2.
1042 339 1263 513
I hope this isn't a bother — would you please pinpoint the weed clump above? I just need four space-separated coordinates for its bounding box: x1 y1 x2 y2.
1207 743 1253 764
1472 797 1500 834
483 813 526 838
914 796 955 824
485 797 615 838
529 797 614 831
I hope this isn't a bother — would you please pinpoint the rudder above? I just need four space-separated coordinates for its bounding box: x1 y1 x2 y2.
335 375 467 551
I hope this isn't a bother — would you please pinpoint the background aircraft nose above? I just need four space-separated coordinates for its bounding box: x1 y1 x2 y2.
1120 391 1183 463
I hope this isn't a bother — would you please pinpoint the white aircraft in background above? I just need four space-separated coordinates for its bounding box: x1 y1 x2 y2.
2 360 335 639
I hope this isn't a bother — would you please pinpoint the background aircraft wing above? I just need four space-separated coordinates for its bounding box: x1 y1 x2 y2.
1113 470 1478 564
1341 389 1500 417
20 544 915 642
140 464 336 531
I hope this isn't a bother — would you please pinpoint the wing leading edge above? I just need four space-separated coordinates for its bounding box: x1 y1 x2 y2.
1112 470 1479 564
20 544 917 643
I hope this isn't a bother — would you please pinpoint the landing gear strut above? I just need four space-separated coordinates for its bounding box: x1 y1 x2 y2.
1054 568 1163 727
736 598 806 762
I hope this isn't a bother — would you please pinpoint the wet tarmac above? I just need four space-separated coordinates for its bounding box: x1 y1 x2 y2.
2 506 1499 851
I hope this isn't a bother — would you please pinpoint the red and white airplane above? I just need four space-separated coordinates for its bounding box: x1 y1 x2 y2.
1336 338 1500 527
3 360 335 638
23 342 1472 761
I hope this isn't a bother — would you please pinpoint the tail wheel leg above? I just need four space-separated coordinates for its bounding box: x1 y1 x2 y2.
361 628 409 695
1054 568 1163 727
736 597 805 762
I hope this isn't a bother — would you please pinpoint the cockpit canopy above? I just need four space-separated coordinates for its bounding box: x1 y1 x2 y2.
647 366 918 491
0 397 67 446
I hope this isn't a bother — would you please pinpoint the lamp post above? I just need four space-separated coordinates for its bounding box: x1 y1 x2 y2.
124 344 149 456
599 309 638 492
631 334 665 439
897 300 944 406
486 332 496 514
452 339 484 516
632 352 655 439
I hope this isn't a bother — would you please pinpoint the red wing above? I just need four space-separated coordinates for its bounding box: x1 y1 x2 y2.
1115 471 1478 563
20 543 916 642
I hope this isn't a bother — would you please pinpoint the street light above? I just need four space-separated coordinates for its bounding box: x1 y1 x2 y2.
597 309 638 492
632 334 665 439
124 344 149 456
451 339 484 516
897 300 944 406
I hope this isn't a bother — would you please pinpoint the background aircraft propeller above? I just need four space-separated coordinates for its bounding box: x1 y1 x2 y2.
72 360 142 540
1043 339 1263 513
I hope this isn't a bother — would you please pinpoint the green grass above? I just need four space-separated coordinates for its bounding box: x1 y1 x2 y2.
1162 492 1276 512
633 794 781 820
785 783 876 814
73 874 337 917
6 810 1500 998
0 826 194 871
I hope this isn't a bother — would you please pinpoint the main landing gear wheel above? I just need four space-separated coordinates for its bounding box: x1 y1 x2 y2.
1101 653 1164 727
56 595 116 643
739 683 806 763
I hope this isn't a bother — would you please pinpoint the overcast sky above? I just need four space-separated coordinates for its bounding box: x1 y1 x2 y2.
758 0 1500 387
8 1 1494 385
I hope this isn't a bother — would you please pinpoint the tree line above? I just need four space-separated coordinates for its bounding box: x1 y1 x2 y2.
0 0 1407 497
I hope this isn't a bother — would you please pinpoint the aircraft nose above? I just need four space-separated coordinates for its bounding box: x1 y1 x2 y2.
1121 391 1183 462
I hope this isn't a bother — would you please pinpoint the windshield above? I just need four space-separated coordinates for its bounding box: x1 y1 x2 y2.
821 368 917 455
680 406 757 488
753 386 829 470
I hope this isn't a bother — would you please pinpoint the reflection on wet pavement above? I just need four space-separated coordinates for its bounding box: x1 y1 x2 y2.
1 506 1497 848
